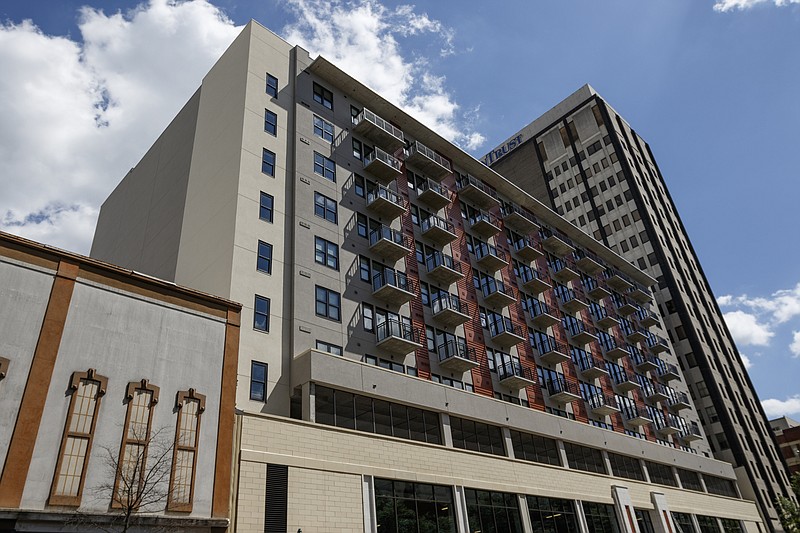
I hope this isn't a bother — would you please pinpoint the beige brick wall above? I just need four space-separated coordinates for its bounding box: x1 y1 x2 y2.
286 469 363 532
236 461 267 533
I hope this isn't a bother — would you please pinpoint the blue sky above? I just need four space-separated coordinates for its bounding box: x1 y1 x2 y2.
1 0 799 416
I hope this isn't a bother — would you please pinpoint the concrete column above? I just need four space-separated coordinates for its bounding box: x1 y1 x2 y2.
557 439 569 467
442 413 454 447
602 450 613 475
671 466 683 489
698 473 708 493
454 485 470 533
650 492 674 533
302 381 315 422
641 459 651 483
362 475 376 533
611 485 639 533
690 513 702 533
517 494 534 533
575 501 591 533
503 427 516 459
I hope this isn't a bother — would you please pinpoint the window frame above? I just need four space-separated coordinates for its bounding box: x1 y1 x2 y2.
167 388 206 512
257 240 273 274
313 192 337 224
313 115 334 143
261 148 276 176
313 152 336 182
264 109 277 136
266 73 278 97
314 236 339 271
250 361 267 402
315 285 341 322
259 192 274 222
254 295 270 332
313 82 333 109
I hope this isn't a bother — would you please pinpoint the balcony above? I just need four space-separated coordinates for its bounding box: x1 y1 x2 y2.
539 227 575 256
363 146 403 184
455 173 501 209
627 282 653 304
372 269 417 306
564 318 597 346
405 140 451 180
583 276 612 300
474 242 508 272
437 340 479 373
626 327 648 344
599 336 629 361
557 287 589 314
498 361 537 390
603 269 634 292
420 215 457 245
667 391 691 412
657 362 681 382
575 355 608 380
481 279 516 308
549 258 581 284
512 236 544 262
573 250 604 275
535 335 570 365
431 295 471 328
517 265 551 294
632 350 660 373
590 305 619 330
678 422 703 442
622 406 652 427
501 203 539 233
524 298 559 329
647 335 670 355
425 252 464 286
467 210 502 238
642 380 670 403
352 108 405 152
611 293 638 316
376 319 423 356
636 307 660 328
546 378 581 404
588 394 620 416
656 414 682 436
416 178 451 211
609 366 640 392
369 226 412 261
366 184 407 220
489 316 526 347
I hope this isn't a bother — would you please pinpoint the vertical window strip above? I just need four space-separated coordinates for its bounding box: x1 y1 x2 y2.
168 389 205 511
49 369 108 506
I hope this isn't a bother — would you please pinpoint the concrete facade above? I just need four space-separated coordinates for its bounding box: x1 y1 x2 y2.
487 85 795 531
0 231 240 531
92 22 766 533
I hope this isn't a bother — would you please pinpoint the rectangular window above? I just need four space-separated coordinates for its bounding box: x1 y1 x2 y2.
257 240 273 274
314 236 339 270
363 303 374 332
375 478 456 533
449 416 505 457
314 192 337 223
266 73 278 97
315 286 341 321
313 82 333 109
250 361 267 401
527 496 578 533
509 430 561 466
313 152 336 182
315 340 342 356
168 389 205 511
264 109 277 135
645 461 677 487
254 295 270 332
582 502 620 533
114 380 159 507
261 148 275 176
607 452 644 481
466 488 523 533
313 115 333 142
50 370 108 505
563 442 606 474
259 192 274 222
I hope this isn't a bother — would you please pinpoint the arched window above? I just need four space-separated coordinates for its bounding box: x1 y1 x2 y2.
168 388 205 511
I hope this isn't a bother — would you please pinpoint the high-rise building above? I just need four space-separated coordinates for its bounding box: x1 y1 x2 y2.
92 22 764 533
769 417 800 475
486 84 795 531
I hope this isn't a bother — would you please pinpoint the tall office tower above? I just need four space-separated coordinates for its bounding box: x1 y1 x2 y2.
92 23 764 533
486 84 794 532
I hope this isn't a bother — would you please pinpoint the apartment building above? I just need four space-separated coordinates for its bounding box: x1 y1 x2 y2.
0 231 240 531
770 417 800 475
487 84 794 531
92 22 763 533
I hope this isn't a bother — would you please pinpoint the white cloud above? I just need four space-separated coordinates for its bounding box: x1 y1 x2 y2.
722 310 774 346
714 0 800 11
717 295 733 306
0 0 242 254
282 0 484 150
761 395 800 418
740 352 753 369
790 331 800 357
723 283 800 324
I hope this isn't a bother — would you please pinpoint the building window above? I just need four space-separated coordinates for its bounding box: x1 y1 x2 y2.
314 192 337 223
705 475 738 498
50 369 108 506
313 152 336 182
264 109 277 136
465 488 523 533
257 240 273 274
254 295 270 332
697 516 723 533
527 496 579 533
250 361 267 401
645 461 677 487
563 442 606 474
114 379 160 508
315 286 341 321
262 148 276 176
676 468 704 492
607 452 644 481
582 502 620 533
266 73 278 97
168 388 205 511
315 340 342 356
313 82 333 109
363 303 374 332
449 416 505 457
509 430 561 466
259 192 274 222
672 512 697 533
374 478 456 533
313 115 334 142
314 236 339 270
